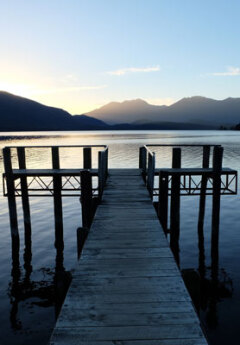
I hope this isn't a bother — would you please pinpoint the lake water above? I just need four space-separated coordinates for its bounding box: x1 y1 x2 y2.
0 130 240 345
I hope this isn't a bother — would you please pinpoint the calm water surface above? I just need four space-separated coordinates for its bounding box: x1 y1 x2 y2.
0 130 240 345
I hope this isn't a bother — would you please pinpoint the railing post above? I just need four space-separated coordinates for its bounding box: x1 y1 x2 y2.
147 152 155 198
3 147 20 255
139 146 144 169
80 170 93 228
17 147 32 250
98 151 102 196
202 145 210 169
98 151 106 197
170 148 181 251
147 153 151 191
52 147 64 250
142 147 147 182
158 171 169 232
83 147 92 169
139 146 147 182
211 146 223 273
105 147 108 181
151 153 155 198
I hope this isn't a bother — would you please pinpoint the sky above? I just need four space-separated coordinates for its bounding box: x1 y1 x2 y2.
0 0 240 114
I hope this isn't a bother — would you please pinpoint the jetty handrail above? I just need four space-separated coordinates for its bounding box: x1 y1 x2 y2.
140 144 223 173
2 145 108 171
5 145 107 148
140 145 237 199
145 144 221 147
139 144 238 207
2 145 109 197
2 145 109 238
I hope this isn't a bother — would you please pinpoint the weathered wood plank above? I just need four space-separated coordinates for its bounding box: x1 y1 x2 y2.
51 339 207 345
83 238 169 249
51 324 205 341
57 311 199 327
85 232 168 242
69 276 191 295
50 333 207 345
78 257 176 267
63 294 196 308
90 218 161 227
65 292 192 304
81 247 173 259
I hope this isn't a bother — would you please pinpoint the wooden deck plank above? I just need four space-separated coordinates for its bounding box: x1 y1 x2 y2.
57 311 199 327
50 338 207 345
51 324 205 341
81 247 173 259
50 169 208 345
63 292 192 304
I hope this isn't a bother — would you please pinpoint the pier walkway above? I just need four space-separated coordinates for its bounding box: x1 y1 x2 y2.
50 169 208 345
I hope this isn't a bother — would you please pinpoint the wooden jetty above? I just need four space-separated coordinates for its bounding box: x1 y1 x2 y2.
50 168 208 345
2 144 238 345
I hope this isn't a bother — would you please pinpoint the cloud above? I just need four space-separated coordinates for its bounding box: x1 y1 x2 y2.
107 66 160 76
211 66 240 76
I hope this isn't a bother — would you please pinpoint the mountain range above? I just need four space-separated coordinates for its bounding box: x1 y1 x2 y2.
86 97 240 127
0 91 106 131
0 91 240 131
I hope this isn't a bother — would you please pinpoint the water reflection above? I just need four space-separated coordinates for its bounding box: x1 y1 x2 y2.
175 187 234 333
8 217 72 331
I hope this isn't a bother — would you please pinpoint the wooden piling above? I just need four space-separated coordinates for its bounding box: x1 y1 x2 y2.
170 148 181 259
52 147 64 250
83 147 92 169
158 171 169 232
199 145 211 230
17 147 32 250
80 170 92 228
210 149 223 316
211 146 223 271
3 147 20 255
198 145 210 278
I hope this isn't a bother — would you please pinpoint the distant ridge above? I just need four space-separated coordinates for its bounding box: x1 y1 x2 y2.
0 91 239 131
0 91 107 131
86 96 240 126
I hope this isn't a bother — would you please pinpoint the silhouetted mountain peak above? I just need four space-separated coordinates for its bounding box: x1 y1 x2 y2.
96 98 149 111
122 98 149 105
0 91 107 131
86 95 240 126
173 96 215 106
